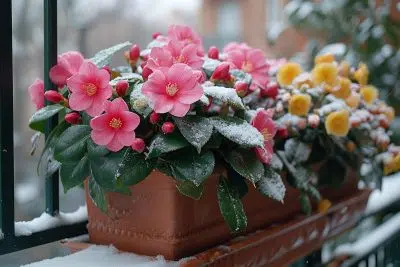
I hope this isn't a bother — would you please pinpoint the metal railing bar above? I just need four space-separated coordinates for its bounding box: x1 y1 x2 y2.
0 0 15 237
43 0 59 216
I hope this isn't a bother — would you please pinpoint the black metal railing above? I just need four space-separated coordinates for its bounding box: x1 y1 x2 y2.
0 0 87 255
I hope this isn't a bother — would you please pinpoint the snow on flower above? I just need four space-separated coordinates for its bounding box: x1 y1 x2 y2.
251 109 277 164
49 51 84 87
28 79 45 110
226 47 269 89
330 77 351 99
67 61 112 117
90 98 140 152
167 25 204 56
311 62 338 89
141 63 203 117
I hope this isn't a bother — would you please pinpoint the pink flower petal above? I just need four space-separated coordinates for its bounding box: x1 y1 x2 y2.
85 100 106 117
255 145 273 164
69 92 93 111
116 131 136 146
66 74 84 93
97 69 111 88
90 114 112 131
106 137 124 152
91 129 114 146
169 102 190 117
79 61 98 80
60 51 84 74
152 97 174 114
49 65 72 87
120 111 140 132
227 50 245 69
104 97 128 114
28 79 45 110
176 84 203 104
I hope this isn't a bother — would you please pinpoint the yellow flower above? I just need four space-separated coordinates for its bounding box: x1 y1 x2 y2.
277 62 303 86
384 154 400 175
353 63 369 85
360 85 378 104
330 77 351 99
315 53 335 65
325 110 350 137
318 199 332 214
289 94 312 116
292 72 314 89
312 63 339 88
346 92 361 109
384 106 395 124
339 61 350 77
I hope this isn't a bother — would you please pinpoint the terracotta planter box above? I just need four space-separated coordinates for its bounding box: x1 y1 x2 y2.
85 168 358 260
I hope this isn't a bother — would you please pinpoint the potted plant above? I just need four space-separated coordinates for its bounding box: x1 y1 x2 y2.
28 25 399 260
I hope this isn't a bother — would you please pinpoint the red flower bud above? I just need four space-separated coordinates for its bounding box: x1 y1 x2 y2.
65 112 81 124
277 127 288 138
260 82 279 98
131 138 146 153
211 63 231 81
129 44 140 61
102 65 112 76
142 66 153 80
44 90 64 104
149 112 161 124
116 80 129 97
234 81 248 97
161 122 175 134
152 32 162 39
208 46 219 59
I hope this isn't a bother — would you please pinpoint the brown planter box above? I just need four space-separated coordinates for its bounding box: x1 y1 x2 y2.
85 167 358 260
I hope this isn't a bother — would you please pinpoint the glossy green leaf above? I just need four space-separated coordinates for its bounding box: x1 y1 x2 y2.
54 125 91 162
176 180 204 200
91 41 132 68
88 176 108 213
256 166 286 202
217 176 247 233
87 139 109 159
116 149 153 186
60 155 90 193
147 133 189 159
300 193 312 216
29 104 65 133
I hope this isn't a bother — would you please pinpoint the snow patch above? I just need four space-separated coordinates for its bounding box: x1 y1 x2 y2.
15 206 87 236
309 229 318 240
15 182 40 204
334 212 400 257
22 245 182 267
365 173 400 215
0 229 4 240
292 237 304 248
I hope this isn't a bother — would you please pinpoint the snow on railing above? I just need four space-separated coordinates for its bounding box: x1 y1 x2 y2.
15 206 87 236
365 173 400 215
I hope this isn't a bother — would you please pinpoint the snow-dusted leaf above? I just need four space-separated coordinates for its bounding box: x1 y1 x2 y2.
210 116 264 148
88 176 108 213
60 156 89 193
256 167 286 202
223 148 264 184
173 116 213 153
202 58 221 76
91 41 131 68
203 86 245 109
284 139 311 164
270 154 283 171
30 132 42 155
109 73 143 86
115 149 153 186
176 180 204 200
199 95 210 106
29 104 65 133
230 69 252 85
147 133 189 159
130 83 152 117
217 176 247 233
300 193 312 215
54 125 91 162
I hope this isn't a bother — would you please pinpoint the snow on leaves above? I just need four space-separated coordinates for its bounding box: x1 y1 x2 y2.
203 86 245 110
256 167 286 202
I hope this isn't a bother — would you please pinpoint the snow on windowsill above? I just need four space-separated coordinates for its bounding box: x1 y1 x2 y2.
22 245 185 267
15 206 87 236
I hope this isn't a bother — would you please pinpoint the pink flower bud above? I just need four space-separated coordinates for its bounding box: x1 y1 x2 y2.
116 80 129 97
102 65 112 76
208 46 219 59
65 112 81 124
142 66 153 80
260 82 279 98
152 32 162 39
129 44 140 61
149 112 161 124
235 81 248 97
307 114 320 128
211 63 231 81
131 138 146 153
44 90 64 104
277 127 288 138
161 122 175 134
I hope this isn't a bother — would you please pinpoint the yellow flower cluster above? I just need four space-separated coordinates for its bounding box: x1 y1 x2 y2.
384 154 400 175
325 110 350 137
288 94 312 116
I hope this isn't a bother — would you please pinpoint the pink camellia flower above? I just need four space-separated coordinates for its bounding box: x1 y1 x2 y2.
145 47 174 72
226 48 269 89
67 61 112 117
223 42 251 53
142 63 203 117
28 79 45 110
49 51 84 87
90 98 140 152
251 109 277 164
167 25 204 56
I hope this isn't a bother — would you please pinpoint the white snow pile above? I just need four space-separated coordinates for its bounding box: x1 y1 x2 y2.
15 206 87 236
22 245 183 267
365 173 400 215
334 212 400 257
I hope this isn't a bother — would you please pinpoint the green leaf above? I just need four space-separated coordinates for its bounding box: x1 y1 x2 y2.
87 139 109 159
210 116 264 148
305 185 321 202
202 58 220 76
29 104 65 133
54 125 91 162
217 176 247 233
115 149 153 186
168 150 215 186
229 170 248 199
91 41 132 68
318 158 346 187
173 116 213 153
256 166 286 202
88 176 108 213
203 86 245 110
130 83 153 117
223 148 264 184
147 133 189 159
300 193 312 216
37 121 69 177
60 156 90 193
176 180 204 200
109 73 143 86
